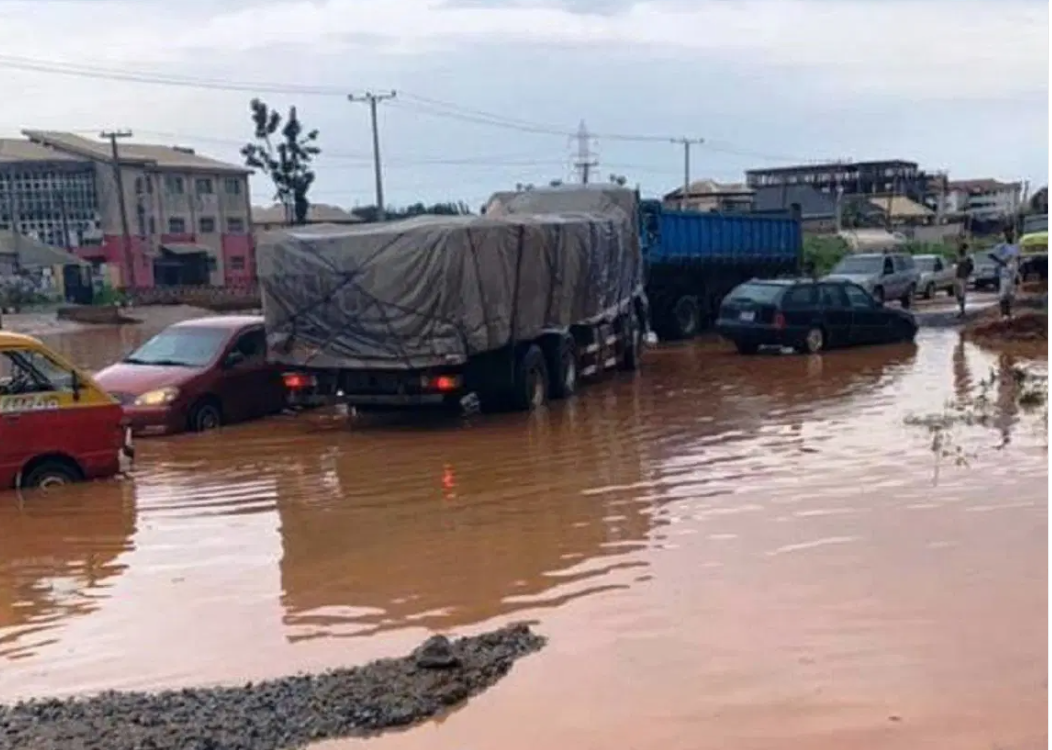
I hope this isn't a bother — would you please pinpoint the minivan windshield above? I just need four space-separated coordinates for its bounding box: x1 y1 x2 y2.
725 282 784 305
123 328 228 368
831 256 882 275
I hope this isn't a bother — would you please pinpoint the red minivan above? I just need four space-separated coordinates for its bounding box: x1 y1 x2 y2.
94 316 288 435
0 331 133 490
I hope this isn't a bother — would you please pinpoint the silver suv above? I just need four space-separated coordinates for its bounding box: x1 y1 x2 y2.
825 252 919 307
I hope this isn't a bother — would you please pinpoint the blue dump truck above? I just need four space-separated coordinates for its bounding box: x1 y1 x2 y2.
638 199 802 340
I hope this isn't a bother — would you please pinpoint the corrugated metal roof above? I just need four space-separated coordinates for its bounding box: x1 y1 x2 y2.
0 138 87 164
21 130 250 175
867 195 933 218
0 231 88 267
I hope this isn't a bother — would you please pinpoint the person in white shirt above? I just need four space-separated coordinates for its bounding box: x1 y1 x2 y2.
989 226 1020 319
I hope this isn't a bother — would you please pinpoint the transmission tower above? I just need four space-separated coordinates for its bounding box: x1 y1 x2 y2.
572 120 599 184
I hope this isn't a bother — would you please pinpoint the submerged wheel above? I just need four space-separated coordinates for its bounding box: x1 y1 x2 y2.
735 340 760 355
924 282 935 300
188 399 222 432
797 327 825 355
671 296 700 340
620 314 644 371
547 336 577 399
21 459 82 490
512 345 549 412
872 286 885 305
900 286 915 309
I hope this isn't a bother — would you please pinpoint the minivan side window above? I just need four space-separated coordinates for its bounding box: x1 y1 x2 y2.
0 349 74 395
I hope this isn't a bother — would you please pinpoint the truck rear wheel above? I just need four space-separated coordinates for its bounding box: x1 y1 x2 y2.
671 296 700 340
547 336 577 399
620 313 643 371
512 344 549 412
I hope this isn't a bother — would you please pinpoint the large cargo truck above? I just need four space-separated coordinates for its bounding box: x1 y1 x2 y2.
638 200 802 340
258 185 648 414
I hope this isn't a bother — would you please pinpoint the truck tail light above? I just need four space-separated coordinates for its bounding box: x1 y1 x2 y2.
283 372 317 390
421 375 461 392
773 312 786 329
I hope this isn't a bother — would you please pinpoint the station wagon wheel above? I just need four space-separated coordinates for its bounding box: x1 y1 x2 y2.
188 399 223 432
799 327 825 355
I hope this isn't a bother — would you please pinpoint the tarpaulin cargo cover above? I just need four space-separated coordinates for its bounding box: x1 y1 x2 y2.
258 191 644 371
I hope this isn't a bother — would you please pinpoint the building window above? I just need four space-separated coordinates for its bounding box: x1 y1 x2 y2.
168 217 187 234
195 178 214 195
199 216 216 233
134 177 144 195
224 178 242 195
164 176 184 194
148 217 156 235
230 256 246 271
226 217 246 234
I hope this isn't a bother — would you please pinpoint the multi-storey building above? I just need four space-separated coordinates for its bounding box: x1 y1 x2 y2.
746 160 930 204
941 179 1022 223
4 130 254 289
0 139 103 250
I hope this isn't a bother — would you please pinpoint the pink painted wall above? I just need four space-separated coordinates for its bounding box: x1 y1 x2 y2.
222 234 256 287
86 235 155 288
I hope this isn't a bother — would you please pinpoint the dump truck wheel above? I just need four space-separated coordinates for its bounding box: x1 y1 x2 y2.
620 314 643 371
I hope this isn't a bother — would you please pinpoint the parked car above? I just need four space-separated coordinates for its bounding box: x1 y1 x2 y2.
914 254 956 299
716 278 918 355
970 252 1000 291
824 252 919 307
95 316 287 435
0 331 133 490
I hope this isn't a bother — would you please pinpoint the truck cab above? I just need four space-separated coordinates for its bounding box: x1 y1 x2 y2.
0 332 133 490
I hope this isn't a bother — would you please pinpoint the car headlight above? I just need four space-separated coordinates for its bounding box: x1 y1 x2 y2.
134 386 180 406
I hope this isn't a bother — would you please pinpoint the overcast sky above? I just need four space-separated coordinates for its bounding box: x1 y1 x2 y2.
0 0 1047 210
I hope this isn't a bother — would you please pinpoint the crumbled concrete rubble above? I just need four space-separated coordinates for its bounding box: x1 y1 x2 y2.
0 623 545 750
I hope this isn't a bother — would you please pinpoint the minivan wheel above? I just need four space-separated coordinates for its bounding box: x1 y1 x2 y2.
900 286 915 309
188 400 222 432
21 460 82 490
924 282 935 300
797 327 825 354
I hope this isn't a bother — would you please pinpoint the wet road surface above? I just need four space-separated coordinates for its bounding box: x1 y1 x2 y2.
0 314 1046 750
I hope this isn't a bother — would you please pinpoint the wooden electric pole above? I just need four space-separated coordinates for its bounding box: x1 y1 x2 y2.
671 137 704 210
101 130 135 288
348 91 396 221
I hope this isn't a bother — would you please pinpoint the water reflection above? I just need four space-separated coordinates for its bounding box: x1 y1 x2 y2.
276 387 657 641
0 481 136 661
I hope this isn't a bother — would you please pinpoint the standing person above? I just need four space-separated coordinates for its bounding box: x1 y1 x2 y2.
953 237 974 317
990 226 1020 319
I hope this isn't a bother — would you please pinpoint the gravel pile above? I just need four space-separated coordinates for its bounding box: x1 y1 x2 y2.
0 623 545 750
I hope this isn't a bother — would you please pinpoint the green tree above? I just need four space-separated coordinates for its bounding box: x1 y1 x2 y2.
241 98 321 225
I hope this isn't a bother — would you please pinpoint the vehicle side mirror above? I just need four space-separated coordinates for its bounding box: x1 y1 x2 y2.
223 350 246 369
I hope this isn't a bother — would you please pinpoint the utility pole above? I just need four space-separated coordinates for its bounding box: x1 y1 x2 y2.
101 130 135 288
572 121 598 184
671 137 704 210
348 91 396 221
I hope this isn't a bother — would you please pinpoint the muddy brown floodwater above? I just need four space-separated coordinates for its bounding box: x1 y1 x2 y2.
0 313 1047 750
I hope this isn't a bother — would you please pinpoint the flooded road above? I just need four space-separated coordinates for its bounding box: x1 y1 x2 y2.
0 315 1046 750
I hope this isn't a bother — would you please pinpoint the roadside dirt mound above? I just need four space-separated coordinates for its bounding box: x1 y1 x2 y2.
965 311 1047 342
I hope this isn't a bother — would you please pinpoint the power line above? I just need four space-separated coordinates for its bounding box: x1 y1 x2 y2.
0 52 812 163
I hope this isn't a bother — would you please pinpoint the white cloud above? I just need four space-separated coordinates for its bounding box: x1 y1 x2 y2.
0 0 1047 98
0 0 1045 206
